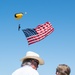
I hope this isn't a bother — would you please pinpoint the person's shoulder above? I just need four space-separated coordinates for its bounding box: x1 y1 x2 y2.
12 67 22 75
30 68 39 75
25 66 39 75
12 66 39 75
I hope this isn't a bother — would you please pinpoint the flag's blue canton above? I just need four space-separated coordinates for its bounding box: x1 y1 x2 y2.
22 28 37 37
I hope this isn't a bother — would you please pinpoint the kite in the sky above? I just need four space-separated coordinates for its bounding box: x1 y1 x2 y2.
14 13 23 20
22 22 54 45
14 12 27 20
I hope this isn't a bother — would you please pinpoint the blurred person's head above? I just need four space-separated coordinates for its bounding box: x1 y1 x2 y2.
56 64 71 75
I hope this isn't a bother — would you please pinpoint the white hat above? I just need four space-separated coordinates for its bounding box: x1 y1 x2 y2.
20 51 44 65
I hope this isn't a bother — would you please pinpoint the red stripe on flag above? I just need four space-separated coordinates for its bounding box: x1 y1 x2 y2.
27 28 54 45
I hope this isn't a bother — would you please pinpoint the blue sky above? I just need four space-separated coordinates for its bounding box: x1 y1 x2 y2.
0 0 75 75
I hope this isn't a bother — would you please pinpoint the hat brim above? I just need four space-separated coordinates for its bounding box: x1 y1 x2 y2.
20 56 44 65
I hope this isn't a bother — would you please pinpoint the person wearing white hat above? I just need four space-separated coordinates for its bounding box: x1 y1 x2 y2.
12 51 44 75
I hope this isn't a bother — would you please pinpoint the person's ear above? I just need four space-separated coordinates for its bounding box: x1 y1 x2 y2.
56 72 59 75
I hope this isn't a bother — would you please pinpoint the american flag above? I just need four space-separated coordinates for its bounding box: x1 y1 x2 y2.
22 22 54 45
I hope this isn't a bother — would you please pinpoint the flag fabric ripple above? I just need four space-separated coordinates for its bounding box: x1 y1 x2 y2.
22 22 54 45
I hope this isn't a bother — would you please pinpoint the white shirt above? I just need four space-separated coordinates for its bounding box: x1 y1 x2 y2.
12 65 39 75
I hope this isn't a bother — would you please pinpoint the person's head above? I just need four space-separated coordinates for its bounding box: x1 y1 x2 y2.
56 64 71 75
20 51 44 70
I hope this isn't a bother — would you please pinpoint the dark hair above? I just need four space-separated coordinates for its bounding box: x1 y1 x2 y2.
21 58 39 68
56 64 71 75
